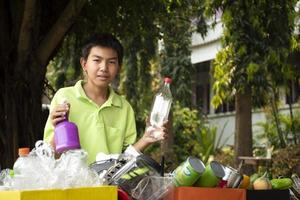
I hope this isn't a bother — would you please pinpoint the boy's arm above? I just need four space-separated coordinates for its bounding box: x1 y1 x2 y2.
133 137 152 152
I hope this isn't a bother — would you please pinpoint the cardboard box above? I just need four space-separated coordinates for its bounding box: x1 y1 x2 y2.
167 187 246 200
0 186 117 200
165 187 291 200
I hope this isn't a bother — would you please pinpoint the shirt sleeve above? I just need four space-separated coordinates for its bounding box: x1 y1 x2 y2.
43 91 61 143
122 104 137 152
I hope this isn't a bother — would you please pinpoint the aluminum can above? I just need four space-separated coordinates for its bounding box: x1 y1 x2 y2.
173 157 205 186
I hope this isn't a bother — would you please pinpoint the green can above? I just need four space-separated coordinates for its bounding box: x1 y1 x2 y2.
173 157 205 186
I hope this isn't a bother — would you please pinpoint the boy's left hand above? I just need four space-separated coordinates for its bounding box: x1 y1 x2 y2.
133 120 170 152
143 124 168 142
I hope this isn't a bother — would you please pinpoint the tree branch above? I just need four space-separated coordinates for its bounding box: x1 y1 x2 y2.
17 0 37 67
36 0 87 67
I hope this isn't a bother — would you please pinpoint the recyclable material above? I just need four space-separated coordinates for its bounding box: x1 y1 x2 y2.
13 147 30 175
195 161 223 187
173 157 205 187
150 77 173 129
0 186 117 200
131 176 174 200
291 174 300 199
292 174 300 189
253 172 272 190
54 102 80 153
249 173 259 189
210 161 225 178
90 153 162 198
2 140 100 190
149 77 173 176
118 188 131 200
226 166 243 188
270 178 293 189
239 174 250 189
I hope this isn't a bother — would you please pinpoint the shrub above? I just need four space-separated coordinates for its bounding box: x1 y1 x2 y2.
271 144 300 178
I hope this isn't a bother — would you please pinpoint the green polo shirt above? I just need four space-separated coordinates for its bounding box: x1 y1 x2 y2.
43 80 137 164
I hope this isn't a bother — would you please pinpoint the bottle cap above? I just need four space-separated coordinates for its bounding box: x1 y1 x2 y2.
18 147 30 156
164 77 172 84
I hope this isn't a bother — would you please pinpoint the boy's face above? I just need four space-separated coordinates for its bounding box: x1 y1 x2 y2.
81 46 120 88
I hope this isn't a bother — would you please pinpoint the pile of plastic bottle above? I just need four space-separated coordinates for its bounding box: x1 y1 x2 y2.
0 140 101 190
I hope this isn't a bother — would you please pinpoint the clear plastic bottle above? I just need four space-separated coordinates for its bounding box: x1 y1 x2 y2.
13 147 30 175
150 77 173 127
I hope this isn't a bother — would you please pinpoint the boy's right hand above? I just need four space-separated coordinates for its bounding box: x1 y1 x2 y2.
50 103 69 126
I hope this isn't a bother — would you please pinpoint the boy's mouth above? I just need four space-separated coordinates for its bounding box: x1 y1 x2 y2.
96 74 109 80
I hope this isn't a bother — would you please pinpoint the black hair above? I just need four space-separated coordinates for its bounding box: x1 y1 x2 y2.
81 33 124 65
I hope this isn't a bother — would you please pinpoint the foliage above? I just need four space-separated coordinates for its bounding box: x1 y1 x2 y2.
1 0 209 168
271 144 300 178
205 0 297 165
0 0 86 168
206 0 297 108
255 108 300 149
214 146 235 167
160 1 207 107
172 102 202 162
46 0 208 137
47 35 82 91
281 110 300 142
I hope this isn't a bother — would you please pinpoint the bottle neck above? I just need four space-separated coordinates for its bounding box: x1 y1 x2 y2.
160 82 172 96
57 118 69 125
62 112 69 122
56 114 69 126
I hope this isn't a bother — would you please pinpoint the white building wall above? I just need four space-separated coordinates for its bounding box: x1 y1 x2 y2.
207 110 267 147
191 21 223 63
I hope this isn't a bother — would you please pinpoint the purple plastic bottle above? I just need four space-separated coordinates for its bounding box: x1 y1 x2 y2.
54 112 80 153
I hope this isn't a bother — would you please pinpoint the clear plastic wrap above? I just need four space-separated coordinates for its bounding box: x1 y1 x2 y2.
131 176 174 200
1 140 101 190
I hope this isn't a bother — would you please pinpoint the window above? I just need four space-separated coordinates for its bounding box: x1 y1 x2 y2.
286 80 300 104
196 84 210 114
214 98 235 114
193 60 236 115
193 61 211 115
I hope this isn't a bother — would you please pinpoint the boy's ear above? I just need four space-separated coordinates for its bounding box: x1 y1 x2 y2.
80 57 87 70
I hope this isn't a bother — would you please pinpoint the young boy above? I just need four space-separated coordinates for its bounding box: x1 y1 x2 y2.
43 34 168 164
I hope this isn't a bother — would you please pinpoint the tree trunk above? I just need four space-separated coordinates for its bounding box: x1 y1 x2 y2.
234 87 253 174
0 0 87 169
36 0 87 67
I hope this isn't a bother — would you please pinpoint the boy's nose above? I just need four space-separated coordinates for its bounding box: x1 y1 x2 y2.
99 61 108 71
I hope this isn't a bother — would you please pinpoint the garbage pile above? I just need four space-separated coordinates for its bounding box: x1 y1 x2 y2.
90 152 173 200
0 140 174 200
0 140 100 190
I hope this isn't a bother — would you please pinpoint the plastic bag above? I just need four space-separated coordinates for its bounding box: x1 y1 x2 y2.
7 140 101 190
131 176 174 200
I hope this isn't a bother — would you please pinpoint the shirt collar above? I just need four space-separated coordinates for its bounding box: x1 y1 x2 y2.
74 80 122 108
